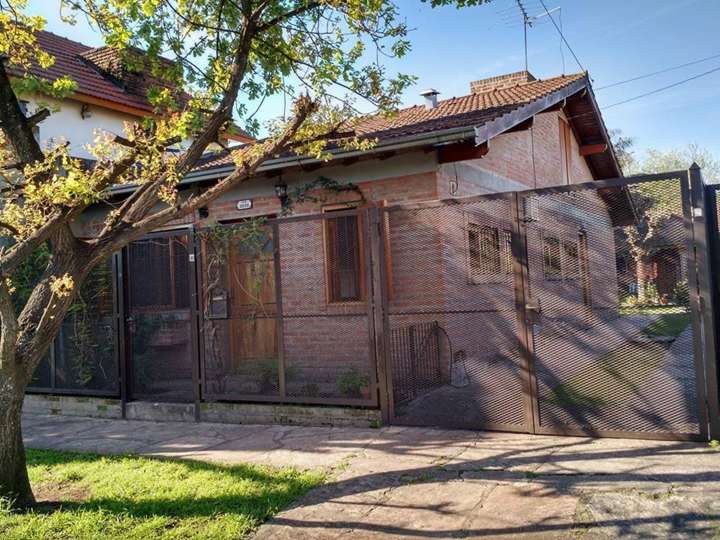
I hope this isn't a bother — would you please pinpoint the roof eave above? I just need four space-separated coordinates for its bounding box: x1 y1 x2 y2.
112 75 618 195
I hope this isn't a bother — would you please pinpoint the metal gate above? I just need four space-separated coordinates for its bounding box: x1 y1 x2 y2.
124 228 200 403
380 169 720 440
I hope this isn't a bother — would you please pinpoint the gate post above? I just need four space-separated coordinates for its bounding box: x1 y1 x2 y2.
368 206 391 424
689 164 720 439
511 192 539 434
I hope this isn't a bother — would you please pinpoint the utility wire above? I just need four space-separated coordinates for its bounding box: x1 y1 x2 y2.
603 64 720 109
596 52 720 90
538 0 584 71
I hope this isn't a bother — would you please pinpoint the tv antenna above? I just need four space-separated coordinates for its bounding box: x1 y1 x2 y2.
515 0 561 72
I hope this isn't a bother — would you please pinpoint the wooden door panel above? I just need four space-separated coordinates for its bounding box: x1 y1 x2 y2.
228 318 277 366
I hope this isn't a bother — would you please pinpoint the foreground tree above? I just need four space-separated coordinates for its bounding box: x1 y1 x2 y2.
0 0 493 508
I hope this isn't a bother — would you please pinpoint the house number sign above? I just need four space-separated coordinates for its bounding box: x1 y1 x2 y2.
236 199 253 210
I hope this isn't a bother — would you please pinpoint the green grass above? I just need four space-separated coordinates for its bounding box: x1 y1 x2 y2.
641 312 690 339
0 449 324 540
619 304 687 316
545 312 691 409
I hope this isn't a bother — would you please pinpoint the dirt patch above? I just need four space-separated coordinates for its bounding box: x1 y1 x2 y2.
33 481 90 507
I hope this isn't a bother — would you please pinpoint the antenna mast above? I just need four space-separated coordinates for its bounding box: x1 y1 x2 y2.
514 0 561 72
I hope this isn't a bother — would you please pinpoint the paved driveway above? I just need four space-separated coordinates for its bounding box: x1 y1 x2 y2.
23 413 720 539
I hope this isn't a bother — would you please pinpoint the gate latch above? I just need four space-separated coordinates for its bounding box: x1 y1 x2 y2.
525 299 542 323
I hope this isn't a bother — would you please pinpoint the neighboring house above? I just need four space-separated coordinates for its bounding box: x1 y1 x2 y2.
7 30 252 161
616 215 688 301
19 33 630 424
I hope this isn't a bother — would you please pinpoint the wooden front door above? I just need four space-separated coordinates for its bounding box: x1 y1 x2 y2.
226 227 277 363
200 221 279 398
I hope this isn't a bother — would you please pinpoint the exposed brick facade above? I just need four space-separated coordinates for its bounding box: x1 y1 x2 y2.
66 105 617 412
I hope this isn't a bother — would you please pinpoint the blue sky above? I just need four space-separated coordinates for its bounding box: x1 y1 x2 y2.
26 0 720 156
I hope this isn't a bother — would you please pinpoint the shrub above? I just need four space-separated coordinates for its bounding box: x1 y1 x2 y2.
338 367 370 398
673 279 690 307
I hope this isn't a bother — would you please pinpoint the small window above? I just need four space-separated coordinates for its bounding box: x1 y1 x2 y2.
562 240 579 279
468 224 513 281
325 211 364 302
559 118 573 184
542 234 562 280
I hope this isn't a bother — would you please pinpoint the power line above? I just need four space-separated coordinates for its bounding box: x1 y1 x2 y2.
596 52 720 90
602 64 720 109
538 0 584 72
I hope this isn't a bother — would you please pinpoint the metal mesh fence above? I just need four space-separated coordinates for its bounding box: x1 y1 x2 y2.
382 197 528 430
28 257 118 395
199 210 377 406
523 177 700 436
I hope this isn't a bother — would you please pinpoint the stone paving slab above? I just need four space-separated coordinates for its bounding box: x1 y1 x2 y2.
22 413 720 539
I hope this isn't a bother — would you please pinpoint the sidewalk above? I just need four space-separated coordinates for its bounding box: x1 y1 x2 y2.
23 413 720 539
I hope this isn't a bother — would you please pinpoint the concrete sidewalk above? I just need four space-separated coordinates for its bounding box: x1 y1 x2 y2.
23 413 720 539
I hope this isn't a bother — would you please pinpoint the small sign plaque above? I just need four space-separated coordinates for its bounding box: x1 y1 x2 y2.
236 199 253 211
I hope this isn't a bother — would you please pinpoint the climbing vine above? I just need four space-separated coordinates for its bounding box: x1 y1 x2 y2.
281 175 365 215
199 175 364 395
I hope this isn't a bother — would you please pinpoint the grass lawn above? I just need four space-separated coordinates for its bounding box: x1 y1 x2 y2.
642 312 691 339
618 304 688 316
545 313 690 408
0 449 324 540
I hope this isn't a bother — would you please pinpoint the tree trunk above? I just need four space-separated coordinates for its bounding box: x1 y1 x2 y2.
0 371 34 508
636 255 652 304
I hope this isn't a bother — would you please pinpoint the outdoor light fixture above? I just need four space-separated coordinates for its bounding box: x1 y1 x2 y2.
274 179 288 199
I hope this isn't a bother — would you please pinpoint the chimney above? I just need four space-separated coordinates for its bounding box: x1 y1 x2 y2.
419 88 440 110
469 71 536 94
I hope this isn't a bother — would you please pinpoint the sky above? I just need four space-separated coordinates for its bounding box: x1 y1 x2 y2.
25 0 720 158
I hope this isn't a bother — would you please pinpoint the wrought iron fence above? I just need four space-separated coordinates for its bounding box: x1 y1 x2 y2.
24 169 720 441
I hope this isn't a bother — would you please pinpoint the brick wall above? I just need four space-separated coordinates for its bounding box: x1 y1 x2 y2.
437 110 594 198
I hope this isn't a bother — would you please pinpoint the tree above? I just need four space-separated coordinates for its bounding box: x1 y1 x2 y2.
634 144 720 183
0 0 492 508
611 137 719 302
609 128 636 173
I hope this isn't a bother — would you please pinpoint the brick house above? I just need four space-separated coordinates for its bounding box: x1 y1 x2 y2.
21 34 628 423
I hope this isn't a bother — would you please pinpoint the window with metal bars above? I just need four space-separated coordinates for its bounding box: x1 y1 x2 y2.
542 234 562 280
325 212 364 302
467 224 512 282
562 239 580 279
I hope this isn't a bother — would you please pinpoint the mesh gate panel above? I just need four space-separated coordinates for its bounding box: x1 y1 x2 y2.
278 215 375 403
128 234 195 402
29 257 118 394
384 197 528 430
201 222 280 399
523 178 700 435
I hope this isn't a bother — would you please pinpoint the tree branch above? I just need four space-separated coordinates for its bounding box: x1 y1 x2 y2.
93 95 316 258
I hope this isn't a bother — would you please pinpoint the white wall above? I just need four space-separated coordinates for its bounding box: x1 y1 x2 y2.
22 95 140 160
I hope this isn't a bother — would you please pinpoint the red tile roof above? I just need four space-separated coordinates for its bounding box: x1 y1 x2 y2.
8 29 253 141
8 29 156 113
192 72 588 173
